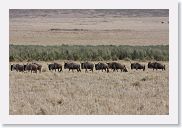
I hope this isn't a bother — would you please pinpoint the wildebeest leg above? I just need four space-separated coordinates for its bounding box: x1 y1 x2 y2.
113 67 116 72
107 68 109 73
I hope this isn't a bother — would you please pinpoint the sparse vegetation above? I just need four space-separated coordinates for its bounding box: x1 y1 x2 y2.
9 44 169 62
10 10 169 46
132 81 141 87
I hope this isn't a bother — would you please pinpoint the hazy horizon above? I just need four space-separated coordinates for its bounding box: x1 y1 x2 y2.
10 9 169 19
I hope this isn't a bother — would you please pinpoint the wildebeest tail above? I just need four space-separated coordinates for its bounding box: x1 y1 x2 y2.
24 65 27 71
143 65 145 71
48 64 51 70
11 65 13 71
79 65 81 72
131 63 133 69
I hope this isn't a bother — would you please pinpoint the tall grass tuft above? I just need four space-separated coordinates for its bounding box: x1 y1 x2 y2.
9 44 169 62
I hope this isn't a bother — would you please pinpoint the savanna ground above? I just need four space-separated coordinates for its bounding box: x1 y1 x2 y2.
9 9 169 115
9 61 168 115
10 9 169 46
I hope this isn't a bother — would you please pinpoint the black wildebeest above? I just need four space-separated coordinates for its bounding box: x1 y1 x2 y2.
107 62 128 72
131 63 145 71
148 62 165 70
81 62 94 72
95 62 109 73
11 64 24 72
64 62 81 72
48 64 54 71
48 63 62 72
11 64 17 71
24 63 38 73
33 62 42 73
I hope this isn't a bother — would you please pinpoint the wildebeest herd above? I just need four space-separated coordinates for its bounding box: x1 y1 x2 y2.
10 61 166 73
11 62 42 73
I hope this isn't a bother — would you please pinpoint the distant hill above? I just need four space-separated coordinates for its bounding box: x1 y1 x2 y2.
9 9 169 19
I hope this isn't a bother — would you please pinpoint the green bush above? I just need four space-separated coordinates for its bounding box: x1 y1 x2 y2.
9 44 169 62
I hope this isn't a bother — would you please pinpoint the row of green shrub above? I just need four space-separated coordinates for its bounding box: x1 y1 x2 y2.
9 44 169 62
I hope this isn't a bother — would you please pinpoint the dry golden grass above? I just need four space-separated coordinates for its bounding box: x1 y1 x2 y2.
9 61 169 115
10 17 169 46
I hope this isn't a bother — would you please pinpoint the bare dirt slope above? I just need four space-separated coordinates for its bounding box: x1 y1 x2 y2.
9 61 168 115
9 10 169 46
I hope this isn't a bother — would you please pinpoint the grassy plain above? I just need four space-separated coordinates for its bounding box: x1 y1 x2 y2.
9 61 168 115
9 10 169 115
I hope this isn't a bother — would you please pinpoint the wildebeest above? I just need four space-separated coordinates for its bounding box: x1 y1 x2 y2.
48 64 54 71
148 62 165 70
131 63 145 71
148 62 155 69
11 64 17 71
107 62 128 72
11 64 24 72
33 63 42 73
81 62 94 72
24 63 38 73
48 63 62 72
95 62 109 73
64 62 81 72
